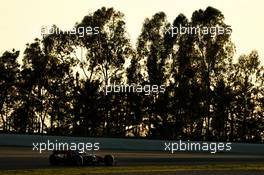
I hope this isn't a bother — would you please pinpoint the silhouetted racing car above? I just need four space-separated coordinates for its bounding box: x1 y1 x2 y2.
49 150 115 166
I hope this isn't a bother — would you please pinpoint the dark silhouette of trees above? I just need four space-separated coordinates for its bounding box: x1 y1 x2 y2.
69 7 132 136
190 7 235 139
0 6 263 143
228 51 264 142
136 12 171 138
0 50 20 131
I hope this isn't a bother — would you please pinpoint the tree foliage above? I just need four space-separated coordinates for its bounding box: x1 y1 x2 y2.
0 7 263 142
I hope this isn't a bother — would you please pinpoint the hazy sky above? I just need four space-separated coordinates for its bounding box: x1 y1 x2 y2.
0 0 264 63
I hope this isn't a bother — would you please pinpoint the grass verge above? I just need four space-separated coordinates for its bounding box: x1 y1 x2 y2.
1 164 264 175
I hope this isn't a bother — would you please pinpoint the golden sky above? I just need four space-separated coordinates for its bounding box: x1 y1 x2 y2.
0 0 264 63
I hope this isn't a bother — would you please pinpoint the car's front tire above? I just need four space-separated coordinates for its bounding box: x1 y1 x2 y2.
104 155 114 166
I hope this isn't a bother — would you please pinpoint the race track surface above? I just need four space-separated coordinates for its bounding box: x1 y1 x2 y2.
0 147 264 175
0 147 264 170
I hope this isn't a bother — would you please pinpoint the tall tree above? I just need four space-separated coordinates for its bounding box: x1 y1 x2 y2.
136 12 171 137
0 50 20 131
230 51 263 141
191 6 235 139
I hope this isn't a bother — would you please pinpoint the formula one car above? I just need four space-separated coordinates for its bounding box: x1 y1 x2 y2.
49 150 115 166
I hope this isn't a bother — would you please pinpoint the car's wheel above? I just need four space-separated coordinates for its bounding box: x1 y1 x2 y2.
49 155 59 166
76 156 83 166
104 155 114 166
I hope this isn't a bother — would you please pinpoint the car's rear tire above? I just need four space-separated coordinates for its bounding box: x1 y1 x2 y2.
49 155 59 166
104 155 114 166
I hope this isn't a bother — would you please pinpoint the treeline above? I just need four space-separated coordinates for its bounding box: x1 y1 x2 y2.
0 7 263 142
